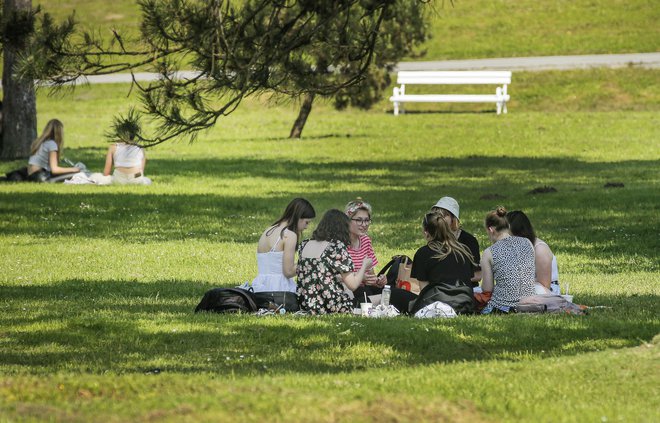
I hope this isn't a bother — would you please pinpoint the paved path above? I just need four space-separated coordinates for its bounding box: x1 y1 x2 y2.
395 52 660 71
39 52 660 85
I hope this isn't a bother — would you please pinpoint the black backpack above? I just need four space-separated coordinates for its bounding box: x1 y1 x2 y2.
253 291 300 312
410 281 476 315
194 288 258 314
377 255 413 287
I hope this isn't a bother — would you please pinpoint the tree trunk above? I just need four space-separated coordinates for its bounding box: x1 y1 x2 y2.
289 93 315 139
1 0 37 160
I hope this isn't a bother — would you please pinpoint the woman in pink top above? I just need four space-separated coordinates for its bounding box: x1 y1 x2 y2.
345 198 386 296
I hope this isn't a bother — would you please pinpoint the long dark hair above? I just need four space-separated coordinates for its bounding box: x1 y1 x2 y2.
423 212 475 265
267 198 316 241
506 210 537 245
312 209 350 246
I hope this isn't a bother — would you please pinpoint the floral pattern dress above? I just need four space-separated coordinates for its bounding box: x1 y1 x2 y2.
296 239 355 315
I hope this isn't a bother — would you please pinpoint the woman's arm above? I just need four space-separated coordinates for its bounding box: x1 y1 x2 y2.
49 151 80 175
480 248 494 293
534 242 553 289
341 257 373 291
281 229 298 279
103 145 115 176
471 269 483 284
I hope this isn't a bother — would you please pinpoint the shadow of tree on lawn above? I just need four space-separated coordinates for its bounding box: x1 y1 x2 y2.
1 279 658 376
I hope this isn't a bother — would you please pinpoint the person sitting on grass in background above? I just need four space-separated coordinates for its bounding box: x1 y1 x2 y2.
98 125 151 185
27 119 82 182
297 209 372 315
344 198 387 299
250 198 316 293
506 210 560 295
480 206 536 314
431 196 482 286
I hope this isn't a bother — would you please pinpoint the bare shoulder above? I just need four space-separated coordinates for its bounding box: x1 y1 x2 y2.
535 238 553 255
282 228 298 243
481 247 493 261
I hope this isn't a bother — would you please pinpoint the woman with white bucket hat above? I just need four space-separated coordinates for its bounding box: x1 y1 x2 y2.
431 196 482 285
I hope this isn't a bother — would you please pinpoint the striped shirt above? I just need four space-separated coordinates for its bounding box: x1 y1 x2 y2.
347 235 379 271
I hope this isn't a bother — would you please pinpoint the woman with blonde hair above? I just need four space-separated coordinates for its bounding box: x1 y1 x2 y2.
27 119 81 182
344 198 386 293
431 196 482 285
407 211 477 314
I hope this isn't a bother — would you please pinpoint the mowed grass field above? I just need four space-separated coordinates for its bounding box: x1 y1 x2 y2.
1 67 659 421
1 0 659 421
37 0 660 59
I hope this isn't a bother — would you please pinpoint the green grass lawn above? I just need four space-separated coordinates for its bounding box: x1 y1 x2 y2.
36 0 660 61
1 66 659 421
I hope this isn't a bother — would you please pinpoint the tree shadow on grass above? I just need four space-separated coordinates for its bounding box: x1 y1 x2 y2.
1 155 657 271
1 279 658 376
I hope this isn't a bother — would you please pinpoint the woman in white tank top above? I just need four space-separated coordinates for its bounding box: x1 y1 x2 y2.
506 210 561 295
250 198 316 293
102 138 152 185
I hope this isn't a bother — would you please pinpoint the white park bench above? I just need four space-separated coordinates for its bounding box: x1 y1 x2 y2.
389 71 512 115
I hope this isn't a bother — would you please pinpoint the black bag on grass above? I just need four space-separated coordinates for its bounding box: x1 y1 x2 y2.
377 255 412 287
410 280 476 315
5 166 28 182
254 291 300 312
194 288 258 314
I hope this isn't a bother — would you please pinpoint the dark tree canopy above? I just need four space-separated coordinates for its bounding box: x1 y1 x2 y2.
285 0 430 138
22 0 434 147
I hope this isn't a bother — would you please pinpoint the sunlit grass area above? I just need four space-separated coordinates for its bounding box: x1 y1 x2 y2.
37 0 660 61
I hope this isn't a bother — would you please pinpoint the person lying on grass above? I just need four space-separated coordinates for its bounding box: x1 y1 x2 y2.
506 210 561 295
251 198 316 293
480 206 536 314
296 209 372 314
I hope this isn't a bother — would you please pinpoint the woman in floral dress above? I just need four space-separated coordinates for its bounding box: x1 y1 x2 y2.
297 209 372 314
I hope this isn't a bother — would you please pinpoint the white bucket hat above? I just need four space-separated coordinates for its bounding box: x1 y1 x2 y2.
432 197 460 220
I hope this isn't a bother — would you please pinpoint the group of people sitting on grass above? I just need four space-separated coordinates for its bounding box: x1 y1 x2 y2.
22 119 151 185
250 197 561 315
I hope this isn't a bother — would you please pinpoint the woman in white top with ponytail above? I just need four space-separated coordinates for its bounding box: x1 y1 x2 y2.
102 131 152 185
250 198 316 293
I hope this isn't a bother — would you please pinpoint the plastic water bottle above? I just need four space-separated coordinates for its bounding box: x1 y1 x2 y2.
381 285 391 308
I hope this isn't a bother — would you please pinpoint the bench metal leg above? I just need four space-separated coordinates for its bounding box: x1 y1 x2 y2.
393 101 399 116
